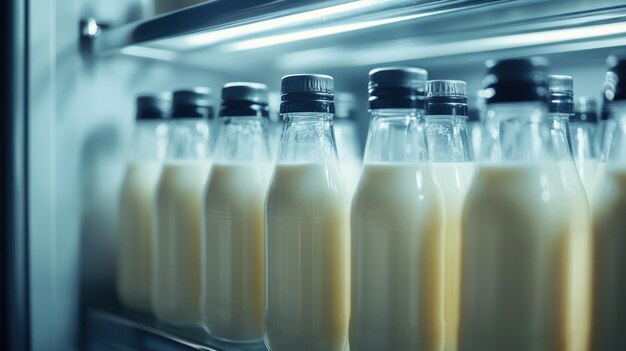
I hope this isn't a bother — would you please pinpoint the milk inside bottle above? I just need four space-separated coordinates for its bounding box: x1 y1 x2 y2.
334 92 363 198
425 80 474 351
547 75 592 351
203 82 272 342
570 96 599 201
591 54 626 350
117 93 170 312
153 87 213 325
265 74 348 351
350 67 445 351
459 58 589 351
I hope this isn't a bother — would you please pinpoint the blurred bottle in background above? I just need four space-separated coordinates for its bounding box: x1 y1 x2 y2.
571 96 599 202
334 91 363 199
117 93 170 313
203 83 272 343
267 91 282 161
591 54 626 350
153 87 212 325
425 79 474 351
547 75 591 351
350 67 444 351
466 107 482 161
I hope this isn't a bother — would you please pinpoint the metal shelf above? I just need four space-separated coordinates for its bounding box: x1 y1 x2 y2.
85 0 626 75
90 0 517 55
83 309 268 351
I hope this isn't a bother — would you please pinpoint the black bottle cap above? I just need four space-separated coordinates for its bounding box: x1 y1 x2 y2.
136 92 171 120
482 57 550 104
368 66 427 109
605 54 626 102
572 96 598 123
219 82 269 118
548 75 574 114
426 80 468 116
171 87 214 119
280 74 334 114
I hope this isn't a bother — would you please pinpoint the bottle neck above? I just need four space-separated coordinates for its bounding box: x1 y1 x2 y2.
166 119 211 161
213 116 271 163
277 112 338 164
481 102 553 164
425 114 471 162
547 112 574 162
607 101 626 165
363 108 429 163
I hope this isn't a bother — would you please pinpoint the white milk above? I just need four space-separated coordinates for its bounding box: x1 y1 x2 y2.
459 163 589 351
153 161 211 325
265 163 349 351
203 162 272 342
350 163 445 350
117 161 162 311
432 162 474 351
591 167 626 349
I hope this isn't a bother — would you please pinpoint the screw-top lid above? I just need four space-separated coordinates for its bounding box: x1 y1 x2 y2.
171 87 214 119
572 96 598 123
426 80 468 116
482 57 550 104
368 66 427 109
335 92 358 120
220 82 269 117
548 75 574 114
136 92 171 120
280 74 334 114
605 54 626 102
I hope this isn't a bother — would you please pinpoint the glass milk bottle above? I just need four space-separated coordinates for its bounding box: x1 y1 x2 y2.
591 55 626 350
571 96 599 201
350 67 445 351
547 75 591 351
334 92 363 199
117 93 170 312
459 58 589 351
425 80 474 351
153 88 212 325
265 74 348 351
203 83 272 342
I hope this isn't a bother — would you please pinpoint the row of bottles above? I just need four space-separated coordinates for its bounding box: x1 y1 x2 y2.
116 55 626 351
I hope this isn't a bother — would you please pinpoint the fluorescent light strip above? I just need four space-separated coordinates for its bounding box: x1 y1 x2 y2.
120 45 179 61
278 21 626 69
180 0 385 48
225 9 450 51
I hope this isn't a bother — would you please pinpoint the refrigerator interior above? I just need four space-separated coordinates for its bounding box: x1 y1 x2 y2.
26 0 626 349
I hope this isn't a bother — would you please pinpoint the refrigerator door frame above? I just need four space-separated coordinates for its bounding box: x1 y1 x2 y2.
1 0 29 349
